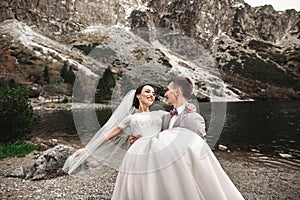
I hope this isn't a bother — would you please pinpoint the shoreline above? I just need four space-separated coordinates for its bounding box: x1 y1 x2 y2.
8 101 296 198
0 149 299 199
31 102 113 111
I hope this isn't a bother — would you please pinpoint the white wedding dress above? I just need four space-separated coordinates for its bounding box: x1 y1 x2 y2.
112 111 244 200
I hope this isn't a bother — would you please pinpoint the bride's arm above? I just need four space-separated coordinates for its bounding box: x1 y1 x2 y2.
74 127 123 157
74 115 133 157
104 127 123 141
103 113 132 142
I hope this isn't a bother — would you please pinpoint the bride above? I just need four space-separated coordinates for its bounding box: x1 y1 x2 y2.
63 83 244 200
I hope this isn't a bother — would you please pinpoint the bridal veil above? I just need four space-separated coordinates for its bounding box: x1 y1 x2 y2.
63 90 136 176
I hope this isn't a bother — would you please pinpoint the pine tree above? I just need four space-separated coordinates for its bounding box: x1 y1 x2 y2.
95 67 116 103
60 61 75 85
43 64 49 83
60 61 68 82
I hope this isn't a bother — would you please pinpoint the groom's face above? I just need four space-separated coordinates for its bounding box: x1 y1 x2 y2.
164 82 177 105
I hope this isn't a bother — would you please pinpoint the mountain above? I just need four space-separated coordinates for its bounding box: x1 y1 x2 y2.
0 0 299 101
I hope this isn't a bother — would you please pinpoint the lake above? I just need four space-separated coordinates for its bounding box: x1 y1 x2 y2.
33 101 300 158
200 101 300 158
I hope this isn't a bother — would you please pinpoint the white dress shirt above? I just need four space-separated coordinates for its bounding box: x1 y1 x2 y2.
168 105 185 129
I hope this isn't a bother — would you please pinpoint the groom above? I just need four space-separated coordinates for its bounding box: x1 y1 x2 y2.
162 76 206 138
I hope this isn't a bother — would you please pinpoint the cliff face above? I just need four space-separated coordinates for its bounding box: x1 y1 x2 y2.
0 0 299 100
141 0 299 45
1 0 298 43
0 0 129 34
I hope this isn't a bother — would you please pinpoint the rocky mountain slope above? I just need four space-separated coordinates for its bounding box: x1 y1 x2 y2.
0 0 299 101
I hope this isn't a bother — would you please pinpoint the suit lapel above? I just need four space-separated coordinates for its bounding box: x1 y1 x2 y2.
163 114 172 130
173 111 186 128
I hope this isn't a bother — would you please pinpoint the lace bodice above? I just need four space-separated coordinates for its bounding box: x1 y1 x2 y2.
119 110 166 137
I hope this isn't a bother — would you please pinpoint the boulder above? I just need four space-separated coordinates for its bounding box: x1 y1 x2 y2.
218 144 228 151
7 166 25 178
279 153 293 158
25 144 75 180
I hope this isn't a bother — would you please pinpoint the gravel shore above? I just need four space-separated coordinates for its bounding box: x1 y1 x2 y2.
1 148 299 200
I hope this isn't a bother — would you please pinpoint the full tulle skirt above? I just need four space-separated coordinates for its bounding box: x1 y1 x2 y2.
112 128 244 200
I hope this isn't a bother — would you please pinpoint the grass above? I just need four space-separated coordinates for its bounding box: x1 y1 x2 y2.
0 141 39 159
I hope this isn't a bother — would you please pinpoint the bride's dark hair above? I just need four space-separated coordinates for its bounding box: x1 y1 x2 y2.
132 84 155 109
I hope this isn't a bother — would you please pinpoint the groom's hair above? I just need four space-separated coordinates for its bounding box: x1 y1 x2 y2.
172 76 193 99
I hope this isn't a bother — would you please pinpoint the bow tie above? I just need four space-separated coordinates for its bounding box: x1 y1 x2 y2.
170 108 178 116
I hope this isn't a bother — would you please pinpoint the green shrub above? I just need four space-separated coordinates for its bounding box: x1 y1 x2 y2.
0 83 38 142
0 141 39 159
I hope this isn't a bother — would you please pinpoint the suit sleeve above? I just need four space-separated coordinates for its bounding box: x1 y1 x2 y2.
183 113 206 138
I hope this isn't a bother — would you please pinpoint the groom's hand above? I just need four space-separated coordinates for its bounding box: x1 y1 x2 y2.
130 134 142 145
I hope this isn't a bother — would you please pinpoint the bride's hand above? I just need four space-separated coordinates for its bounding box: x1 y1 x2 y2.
74 148 84 157
185 103 197 112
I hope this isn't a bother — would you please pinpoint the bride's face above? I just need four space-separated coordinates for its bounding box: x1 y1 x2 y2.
137 85 155 107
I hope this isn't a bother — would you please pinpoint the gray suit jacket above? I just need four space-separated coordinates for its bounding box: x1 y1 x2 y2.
162 110 206 139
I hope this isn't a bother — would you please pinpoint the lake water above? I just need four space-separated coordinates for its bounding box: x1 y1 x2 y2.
33 101 300 158
200 101 300 158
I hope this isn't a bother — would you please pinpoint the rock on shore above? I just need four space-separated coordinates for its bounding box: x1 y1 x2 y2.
0 149 299 199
